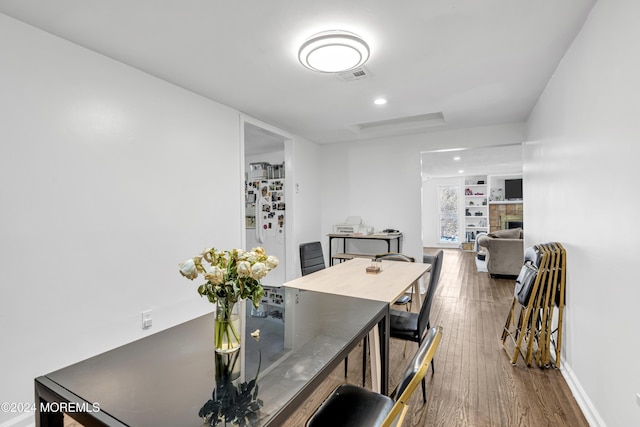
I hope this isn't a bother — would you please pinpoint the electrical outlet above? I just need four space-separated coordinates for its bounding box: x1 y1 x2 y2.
141 310 152 330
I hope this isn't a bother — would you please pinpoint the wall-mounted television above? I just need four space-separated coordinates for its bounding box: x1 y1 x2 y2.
504 178 523 200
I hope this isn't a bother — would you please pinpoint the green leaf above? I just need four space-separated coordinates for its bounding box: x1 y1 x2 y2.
251 285 264 308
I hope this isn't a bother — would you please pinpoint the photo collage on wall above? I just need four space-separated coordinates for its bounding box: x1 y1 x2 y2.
245 179 285 234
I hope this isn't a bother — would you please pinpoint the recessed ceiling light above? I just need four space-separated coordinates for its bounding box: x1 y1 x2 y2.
453 156 461 161
374 98 387 105
298 30 370 73
458 170 465 174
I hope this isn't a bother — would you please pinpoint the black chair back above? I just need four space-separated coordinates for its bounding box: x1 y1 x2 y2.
417 250 444 340
391 326 443 402
375 252 416 306
300 241 326 276
374 252 415 263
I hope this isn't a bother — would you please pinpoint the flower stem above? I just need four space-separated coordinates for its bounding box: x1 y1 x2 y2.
215 301 240 352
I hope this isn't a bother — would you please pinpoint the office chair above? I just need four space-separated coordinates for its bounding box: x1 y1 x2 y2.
307 326 443 427
300 241 326 276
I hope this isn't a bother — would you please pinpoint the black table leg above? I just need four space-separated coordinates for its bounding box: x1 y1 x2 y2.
379 305 390 395
35 380 64 427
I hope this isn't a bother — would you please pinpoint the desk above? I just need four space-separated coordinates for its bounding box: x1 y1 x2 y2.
34 289 387 427
328 233 403 266
283 258 430 394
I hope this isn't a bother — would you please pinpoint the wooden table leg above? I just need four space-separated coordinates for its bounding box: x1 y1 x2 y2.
368 307 389 395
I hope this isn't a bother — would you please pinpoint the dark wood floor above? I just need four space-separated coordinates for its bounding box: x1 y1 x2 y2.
283 249 589 427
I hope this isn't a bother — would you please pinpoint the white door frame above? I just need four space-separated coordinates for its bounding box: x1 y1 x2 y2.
239 114 296 283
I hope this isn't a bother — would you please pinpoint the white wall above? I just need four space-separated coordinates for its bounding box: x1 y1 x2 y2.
525 1 640 425
0 15 242 425
289 136 324 272
319 124 526 261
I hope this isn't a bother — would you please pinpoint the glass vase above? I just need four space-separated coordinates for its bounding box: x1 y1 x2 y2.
214 299 241 354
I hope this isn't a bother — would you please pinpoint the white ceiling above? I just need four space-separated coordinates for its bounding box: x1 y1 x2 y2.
421 143 523 178
0 0 596 144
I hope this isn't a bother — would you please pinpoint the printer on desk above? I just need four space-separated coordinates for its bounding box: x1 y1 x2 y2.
333 216 373 234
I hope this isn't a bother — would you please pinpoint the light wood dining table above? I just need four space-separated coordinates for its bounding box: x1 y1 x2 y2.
283 257 431 394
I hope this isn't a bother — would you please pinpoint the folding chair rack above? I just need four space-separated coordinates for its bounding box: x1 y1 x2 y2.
501 242 566 368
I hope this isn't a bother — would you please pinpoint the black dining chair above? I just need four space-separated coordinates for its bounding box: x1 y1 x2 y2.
374 252 416 310
389 249 443 403
306 326 443 427
299 241 326 276
355 252 416 386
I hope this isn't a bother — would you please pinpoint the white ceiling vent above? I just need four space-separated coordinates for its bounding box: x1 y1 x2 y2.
347 112 446 135
336 66 371 81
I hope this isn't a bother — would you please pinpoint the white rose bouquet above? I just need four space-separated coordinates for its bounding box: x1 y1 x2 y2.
179 246 279 307
179 247 279 353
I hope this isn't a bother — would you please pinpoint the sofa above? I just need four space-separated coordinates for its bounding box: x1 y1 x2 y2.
476 228 524 277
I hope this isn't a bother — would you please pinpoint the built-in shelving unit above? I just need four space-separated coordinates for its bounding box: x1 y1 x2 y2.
463 175 488 249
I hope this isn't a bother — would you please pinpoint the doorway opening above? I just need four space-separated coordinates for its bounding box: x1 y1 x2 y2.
242 119 293 288
420 144 523 249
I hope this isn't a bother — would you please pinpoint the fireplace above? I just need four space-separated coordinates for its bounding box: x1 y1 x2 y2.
488 203 523 232
501 215 523 230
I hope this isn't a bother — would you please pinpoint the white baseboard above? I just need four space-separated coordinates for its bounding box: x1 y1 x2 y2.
560 358 606 427
0 412 34 427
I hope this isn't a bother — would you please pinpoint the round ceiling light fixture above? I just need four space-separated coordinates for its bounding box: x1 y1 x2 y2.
298 30 370 73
